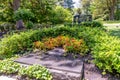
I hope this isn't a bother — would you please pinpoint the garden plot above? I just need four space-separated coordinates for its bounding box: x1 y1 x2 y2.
15 48 84 80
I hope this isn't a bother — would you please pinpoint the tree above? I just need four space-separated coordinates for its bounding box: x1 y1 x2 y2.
0 0 57 24
82 0 92 14
91 0 118 20
0 0 24 29
58 0 74 10
106 0 117 20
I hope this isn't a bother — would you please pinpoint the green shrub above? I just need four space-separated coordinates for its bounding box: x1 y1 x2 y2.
0 31 34 58
93 35 120 73
19 65 52 80
25 21 34 29
0 59 52 80
0 59 21 74
51 6 72 24
14 8 34 22
0 26 103 58
115 10 120 20
81 21 103 27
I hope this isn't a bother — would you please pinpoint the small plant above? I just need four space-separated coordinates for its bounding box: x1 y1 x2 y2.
25 21 34 29
0 59 21 74
81 21 103 27
0 59 52 80
19 65 52 80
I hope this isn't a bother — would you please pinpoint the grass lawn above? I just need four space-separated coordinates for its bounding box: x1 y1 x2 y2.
102 21 120 24
104 23 120 38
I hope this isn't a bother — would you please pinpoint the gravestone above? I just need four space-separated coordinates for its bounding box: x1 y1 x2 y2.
73 14 92 24
15 48 84 80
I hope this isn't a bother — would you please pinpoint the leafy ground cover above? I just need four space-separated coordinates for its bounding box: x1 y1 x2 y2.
0 25 120 76
0 59 52 80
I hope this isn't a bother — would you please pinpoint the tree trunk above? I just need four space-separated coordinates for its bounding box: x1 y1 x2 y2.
109 7 115 20
106 0 116 20
13 0 24 29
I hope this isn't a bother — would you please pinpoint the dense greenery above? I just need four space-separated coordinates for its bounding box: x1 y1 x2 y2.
19 65 52 80
81 21 103 27
0 59 21 74
0 0 72 25
0 25 120 74
0 59 52 80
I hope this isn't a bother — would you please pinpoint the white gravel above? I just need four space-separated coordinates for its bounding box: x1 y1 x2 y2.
0 76 16 80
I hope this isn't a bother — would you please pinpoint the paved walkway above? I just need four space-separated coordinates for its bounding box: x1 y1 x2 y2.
0 76 16 80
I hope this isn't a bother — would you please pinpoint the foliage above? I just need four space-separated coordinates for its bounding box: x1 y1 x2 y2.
93 35 120 73
25 21 34 29
14 8 34 22
90 0 118 20
0 1 14 22
51 6 72 24
0 59 52 80
115 10 120 20
0 0 58 24
58 0 74 10
21 0 56 23
0 59 20 74
82 0 91 14
0 31 33 59
34 36 88 55
81 21 103 27
0 22 15 32
19 65 52 80
1 25 120 74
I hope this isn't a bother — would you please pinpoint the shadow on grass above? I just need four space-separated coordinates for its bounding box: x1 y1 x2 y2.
109 29 120 38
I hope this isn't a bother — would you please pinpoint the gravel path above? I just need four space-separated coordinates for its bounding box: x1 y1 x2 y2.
0 76 16 80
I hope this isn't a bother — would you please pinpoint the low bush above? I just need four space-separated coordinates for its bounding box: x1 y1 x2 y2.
25 21 34 29
19 65 52 80
34 36 89 55
0 31 34 58
0 59 20 74
81 21 103 27
51 6 72 24
0 59 52 80
93 35 120 73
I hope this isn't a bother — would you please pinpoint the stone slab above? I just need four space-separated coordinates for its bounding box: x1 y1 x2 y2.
15 48 84 80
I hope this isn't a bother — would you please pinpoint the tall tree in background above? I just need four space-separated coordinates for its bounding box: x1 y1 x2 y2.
27 0 56 23
82 0 92 15
12 0 24 29
0 0 24 29
106 0 117 20
58 0 74 10
91 0 117 20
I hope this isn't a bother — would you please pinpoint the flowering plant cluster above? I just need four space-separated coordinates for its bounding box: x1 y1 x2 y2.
33 36 88 55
